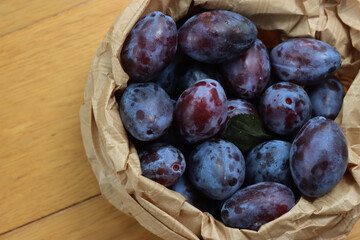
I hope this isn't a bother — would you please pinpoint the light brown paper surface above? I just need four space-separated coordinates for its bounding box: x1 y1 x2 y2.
80 0 360 239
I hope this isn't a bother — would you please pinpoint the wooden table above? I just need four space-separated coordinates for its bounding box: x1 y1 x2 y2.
0 0 359 239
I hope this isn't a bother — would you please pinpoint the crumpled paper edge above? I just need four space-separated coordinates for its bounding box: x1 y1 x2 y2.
80 0 360 239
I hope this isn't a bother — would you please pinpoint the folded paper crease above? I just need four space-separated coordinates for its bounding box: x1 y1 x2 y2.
80 0 360 239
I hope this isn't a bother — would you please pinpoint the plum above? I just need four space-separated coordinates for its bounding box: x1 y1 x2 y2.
290 116 348 197
140 143 186 187
178 10 257 63
305 77 345 119
119 83 173 141
245 140 293 187
259 82 312 135
222 39 271 99
221 182 295 230
174 79 227 143
176 60 225 98
121 11 178 82
270 38 341 86
188 138 245 200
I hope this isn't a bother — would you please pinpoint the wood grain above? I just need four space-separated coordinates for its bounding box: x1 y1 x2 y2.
0 0 360 239
348 220 360 240
0 0 90 37
0 196 162 240
0 0 131 234
0 193 358 240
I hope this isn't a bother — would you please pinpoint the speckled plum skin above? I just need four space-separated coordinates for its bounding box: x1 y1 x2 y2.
270 38 341 86
259 82 312 135
306 77 345 120
222 39 271 99
119 83 173 141
290 116 348 197
120 11 178 82
221 182 295 231
245 140 293 186
178 10 257 63
140 143 186 187
174 79 227 143
188 138 246 200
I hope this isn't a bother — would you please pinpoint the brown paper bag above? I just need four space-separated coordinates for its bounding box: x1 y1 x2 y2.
80 0 360 239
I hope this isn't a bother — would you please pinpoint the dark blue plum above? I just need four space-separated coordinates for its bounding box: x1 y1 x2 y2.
119 83 173 141
222 39 271 99
270 38 341 86
140 143 186 187
259 82 312 135
178 10 257 63
188 138 245 200
290 116 348 197
121 11 178 82
245 140 293 187
221 182 295 230
306 77 345 119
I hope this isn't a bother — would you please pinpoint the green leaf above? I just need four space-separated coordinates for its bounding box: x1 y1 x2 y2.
222 113 273 152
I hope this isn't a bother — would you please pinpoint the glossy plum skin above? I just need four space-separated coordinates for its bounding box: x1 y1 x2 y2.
171 175 209 211
178 10 257 63
221 182 295 231
119 83 173 141
245 140 293 187
220 99 258 132
188 138 246 200
121 11 178 82
290 116 348 197
176 61 224 98
306 77 345 120
227 99 258 116
174 79 227 143
140 143 186 187
259 82 312 135
270 38 341 86
222 39 271 99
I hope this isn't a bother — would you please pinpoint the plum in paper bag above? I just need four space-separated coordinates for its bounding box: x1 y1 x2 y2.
121 11 177 82
178 10 257 64
290 116 348 197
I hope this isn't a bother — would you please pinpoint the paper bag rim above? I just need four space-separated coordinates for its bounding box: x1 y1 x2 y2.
80 0 360 239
